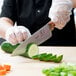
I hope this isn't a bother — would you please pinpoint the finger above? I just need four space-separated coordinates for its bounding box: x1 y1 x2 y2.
19 28 28 40
22 31 28 40
9 33 18 44
14 27 24 43
18 26 31 40
5 27 18 45
8 34 18 45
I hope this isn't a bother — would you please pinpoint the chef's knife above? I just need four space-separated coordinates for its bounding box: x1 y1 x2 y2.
12 23 53 56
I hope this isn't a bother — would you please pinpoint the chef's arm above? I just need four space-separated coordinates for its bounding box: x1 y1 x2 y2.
49 0 73 29
0 17 31 45
72 0 76 8
0 17 14 39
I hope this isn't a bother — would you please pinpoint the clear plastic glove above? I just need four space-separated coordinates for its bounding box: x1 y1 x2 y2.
49 0 73 29
5 26 31 45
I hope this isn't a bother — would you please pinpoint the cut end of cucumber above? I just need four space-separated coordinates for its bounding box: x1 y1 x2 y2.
27 43 39 58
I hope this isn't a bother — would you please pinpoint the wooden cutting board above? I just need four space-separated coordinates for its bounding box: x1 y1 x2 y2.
0 46 76 76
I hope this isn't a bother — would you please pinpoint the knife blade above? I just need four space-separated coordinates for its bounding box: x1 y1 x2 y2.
12 23 52 56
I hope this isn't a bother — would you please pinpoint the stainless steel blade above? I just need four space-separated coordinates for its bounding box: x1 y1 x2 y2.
12 23 52 56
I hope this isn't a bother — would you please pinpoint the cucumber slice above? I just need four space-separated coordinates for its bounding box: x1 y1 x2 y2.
43 53 53 61
38 53 47 61
32 54 39 59
53 55 63 63
22 43 39 58
32 53 63 63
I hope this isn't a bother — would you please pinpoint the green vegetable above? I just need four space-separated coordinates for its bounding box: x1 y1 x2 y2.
53 55 63 63
1 41 63 61
69 71 76 76
21 43 39 58
38 53 47 61
1 41 20 53
32 54 39 59
49 55 57 61
42 53 53 61
1 42 39 58
32 53 63 63
42 63 76 76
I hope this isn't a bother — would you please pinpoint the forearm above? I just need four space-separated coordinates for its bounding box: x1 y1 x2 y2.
0 17 14 39
72 0 76 8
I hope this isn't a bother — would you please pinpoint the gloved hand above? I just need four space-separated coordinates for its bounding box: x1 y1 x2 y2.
5 26 31 45
49 0 73 29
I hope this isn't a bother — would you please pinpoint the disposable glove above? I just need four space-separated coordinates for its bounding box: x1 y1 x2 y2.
5 26 31 45
49 0 73 29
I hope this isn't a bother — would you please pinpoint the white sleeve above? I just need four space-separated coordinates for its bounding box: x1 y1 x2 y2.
49 0 73 29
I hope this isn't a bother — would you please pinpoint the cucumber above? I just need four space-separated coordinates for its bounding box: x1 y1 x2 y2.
1 42 39 58
38 53 47 61
32 53 63 63
1 41 63 62
1 41 20 53
22 43 39 58
31 54 39 59
53 55 63 63
43 54 53 61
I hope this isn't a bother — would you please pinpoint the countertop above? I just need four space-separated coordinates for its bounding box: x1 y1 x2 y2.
0 46 76 76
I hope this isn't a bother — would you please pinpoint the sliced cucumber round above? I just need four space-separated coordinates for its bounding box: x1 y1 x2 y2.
22 43 39 58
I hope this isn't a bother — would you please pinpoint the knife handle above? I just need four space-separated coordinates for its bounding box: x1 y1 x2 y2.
48 21 55 31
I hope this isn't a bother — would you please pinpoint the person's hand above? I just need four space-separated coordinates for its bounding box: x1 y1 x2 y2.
48 21 55 31
49 0 73 29
5 26 31 45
